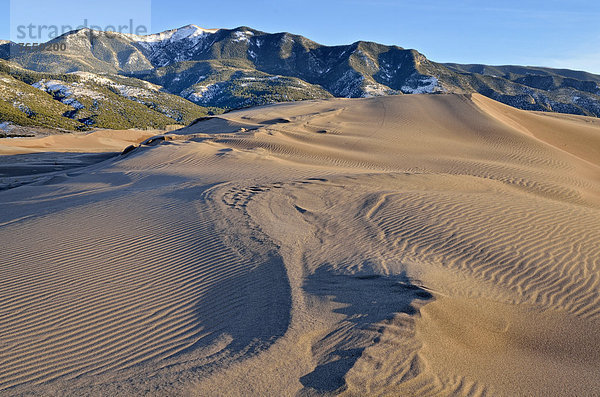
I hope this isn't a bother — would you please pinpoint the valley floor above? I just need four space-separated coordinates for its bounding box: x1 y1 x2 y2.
1 94 599 396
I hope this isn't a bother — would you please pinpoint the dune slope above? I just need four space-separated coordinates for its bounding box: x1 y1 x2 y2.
0 94 599 396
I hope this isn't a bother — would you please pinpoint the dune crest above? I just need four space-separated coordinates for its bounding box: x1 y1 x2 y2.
1 94 599 395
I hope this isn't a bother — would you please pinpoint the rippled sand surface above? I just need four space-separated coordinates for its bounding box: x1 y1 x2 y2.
1 94 599 396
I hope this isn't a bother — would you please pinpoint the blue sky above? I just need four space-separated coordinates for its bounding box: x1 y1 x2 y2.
3 0 600 73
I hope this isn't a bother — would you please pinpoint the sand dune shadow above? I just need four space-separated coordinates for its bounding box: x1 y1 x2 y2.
300 266 432 393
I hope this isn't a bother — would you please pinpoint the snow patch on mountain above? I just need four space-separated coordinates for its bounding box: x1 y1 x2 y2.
362 82 396 97
331 70 365 97
401 76 440 94
132 25 219 67
0 121 12 131
63 30 93 49
69 71 114 86
233 30 254 43
116 86 155 99
70 71 161 93
13 102 35 116
182 84 222 103
134 25 218 44
355 50 378 72
33 79 103 108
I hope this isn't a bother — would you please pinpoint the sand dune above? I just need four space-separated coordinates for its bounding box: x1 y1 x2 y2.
0 129 158 155
0 94 599 396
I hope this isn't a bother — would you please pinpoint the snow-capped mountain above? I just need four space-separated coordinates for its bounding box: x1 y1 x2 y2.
2 25 600 120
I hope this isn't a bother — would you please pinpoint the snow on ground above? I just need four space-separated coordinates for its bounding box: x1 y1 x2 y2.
133 25 218 44
356 50 378 71
362 82 393 97
13 102 35 116
132 25 218 59
233 30 254 43
68 72 114 86
401 76 440 94
183 84 220 103
33 79 102 109
68 72 162 99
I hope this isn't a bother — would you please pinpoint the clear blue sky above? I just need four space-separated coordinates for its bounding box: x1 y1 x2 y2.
2 0 600 73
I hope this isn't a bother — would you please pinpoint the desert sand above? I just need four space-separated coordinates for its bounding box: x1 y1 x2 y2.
0 93 599 396
0 129 159 156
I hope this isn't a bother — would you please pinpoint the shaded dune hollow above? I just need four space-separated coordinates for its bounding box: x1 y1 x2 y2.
1 93 599 396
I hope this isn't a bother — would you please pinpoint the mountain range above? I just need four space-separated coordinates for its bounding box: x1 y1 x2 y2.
1 24 600 131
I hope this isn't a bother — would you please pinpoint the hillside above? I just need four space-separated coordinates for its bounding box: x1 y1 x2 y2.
0 59 217 131
1 25 600 131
